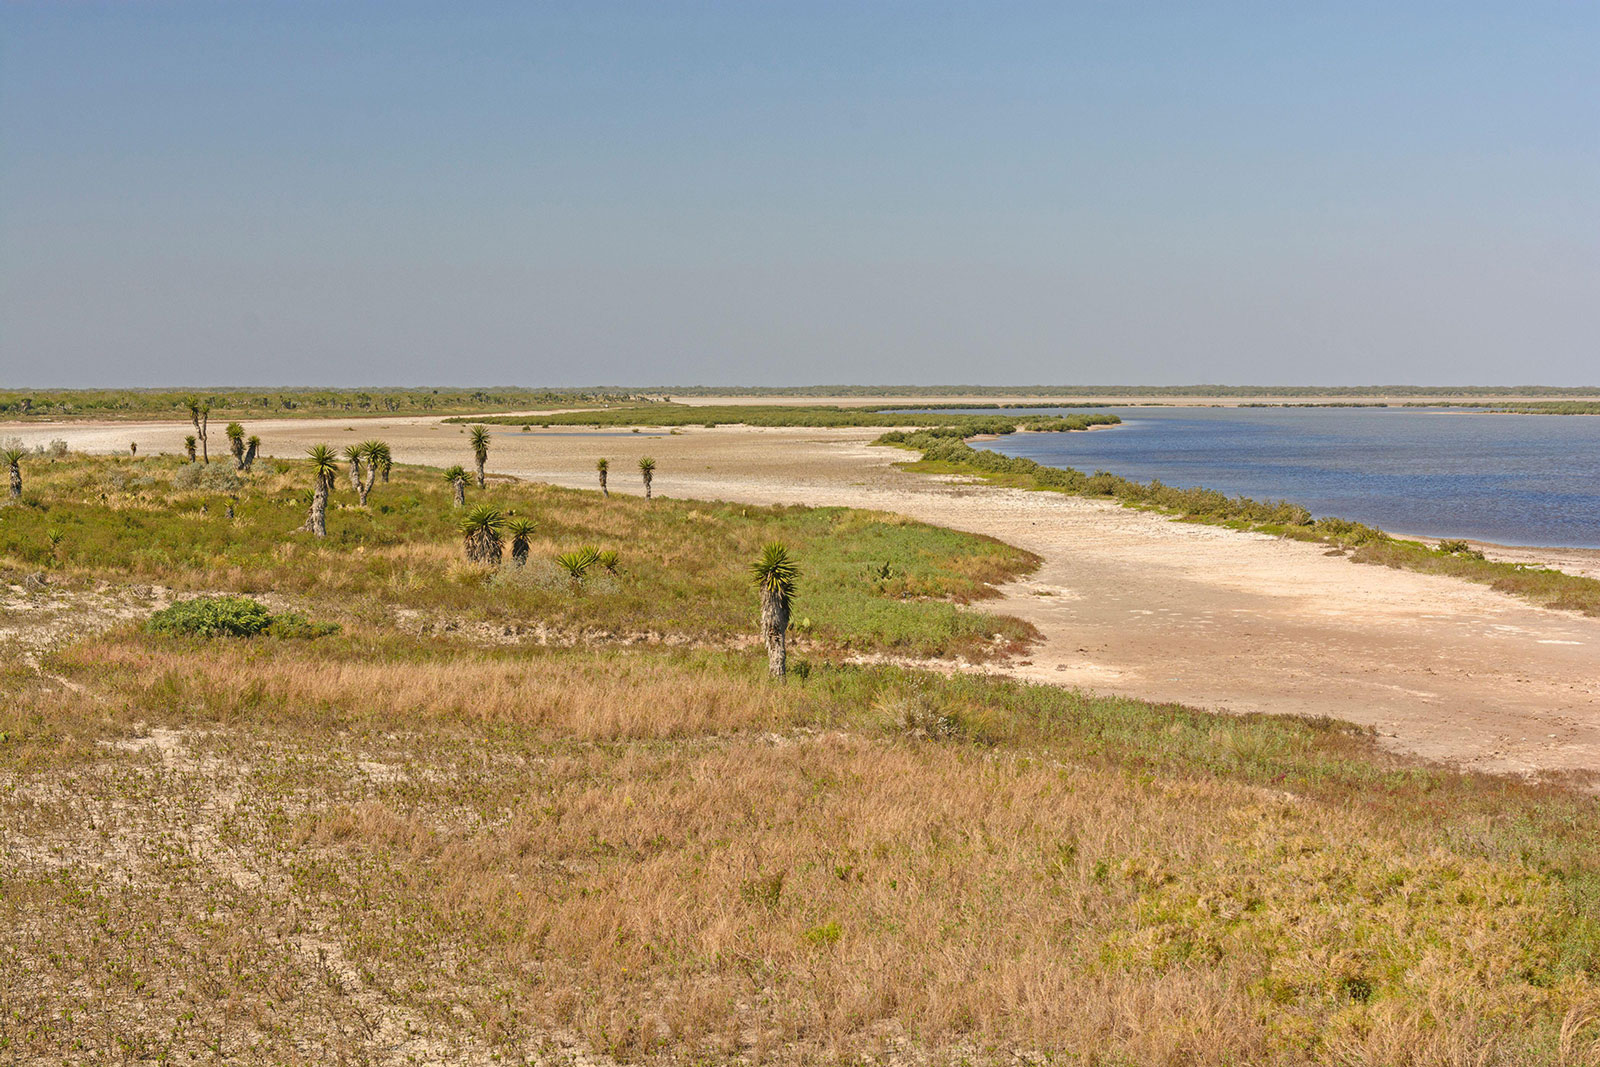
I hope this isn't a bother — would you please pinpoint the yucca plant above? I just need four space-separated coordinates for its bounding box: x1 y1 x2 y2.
751 543 800 679
305 444 339 537
596 457 609 497
639 456 656 500
469 425 490 488
3 448 23 501
554 545 601 586
183 395 210 463
459 503 505 565
443 464 468 507
242 435 260 471
225 422 246 469
184 435 197 462
595 549 619 573
355 440 386 505
374 441 392 483
504 517 539 566
342 443 364 494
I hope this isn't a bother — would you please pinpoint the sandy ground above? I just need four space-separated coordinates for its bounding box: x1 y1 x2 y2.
9 416 1600 777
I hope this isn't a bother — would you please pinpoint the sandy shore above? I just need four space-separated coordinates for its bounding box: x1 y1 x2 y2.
9 416 1599 777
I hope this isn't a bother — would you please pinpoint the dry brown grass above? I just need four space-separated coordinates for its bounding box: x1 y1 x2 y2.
60 635 793 739
308 735 1580 1064
5 630 1598 1064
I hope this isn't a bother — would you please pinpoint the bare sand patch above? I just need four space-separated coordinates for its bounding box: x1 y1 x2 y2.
13 416 1600 776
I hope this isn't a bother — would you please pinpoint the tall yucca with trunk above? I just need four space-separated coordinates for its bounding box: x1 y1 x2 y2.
225 423 246 469
242 436 260 471
638 456 656 500
469 426 490 488
3 448 23 501
375 442 393 483
355 440 385 505
444 465 468 507
504 517 538 566
459 504 505 565
184 435 197 462
343 444 364 494
183 395 210 464
751 543 800 679
596 458 609 497
305 445 338 537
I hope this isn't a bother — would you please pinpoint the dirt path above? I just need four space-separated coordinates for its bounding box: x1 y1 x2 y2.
11 417 1600 776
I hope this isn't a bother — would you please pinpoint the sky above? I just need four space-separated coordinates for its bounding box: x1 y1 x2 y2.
1 2 1595 388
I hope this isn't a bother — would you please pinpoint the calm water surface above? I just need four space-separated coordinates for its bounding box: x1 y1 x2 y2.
947 407 1600 548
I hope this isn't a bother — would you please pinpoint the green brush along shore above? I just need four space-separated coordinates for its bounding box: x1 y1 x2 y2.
1399 401 1600 415
456 404 1122 433
4 452 1600 1064
878 428 1600 617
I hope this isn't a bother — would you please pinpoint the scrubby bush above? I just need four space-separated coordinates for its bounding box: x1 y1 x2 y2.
146 596 337 638
172 463 243 492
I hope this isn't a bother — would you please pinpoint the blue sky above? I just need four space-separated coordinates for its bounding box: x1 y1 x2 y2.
1 2 1595 387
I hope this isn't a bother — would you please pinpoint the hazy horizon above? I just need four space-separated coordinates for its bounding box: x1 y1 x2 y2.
3 3 1596 388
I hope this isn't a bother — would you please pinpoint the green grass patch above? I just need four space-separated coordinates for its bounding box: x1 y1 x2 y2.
0 453 1037 658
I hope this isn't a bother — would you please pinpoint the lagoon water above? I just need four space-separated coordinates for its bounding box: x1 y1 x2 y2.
959 407 1600 549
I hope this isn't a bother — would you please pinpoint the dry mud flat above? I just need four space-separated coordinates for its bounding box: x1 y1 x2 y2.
11 417 1600 777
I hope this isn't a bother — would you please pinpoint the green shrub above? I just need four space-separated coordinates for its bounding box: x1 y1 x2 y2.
147 596 273 637
264 611 341 639
1436 539 1486 559
147 596 337 639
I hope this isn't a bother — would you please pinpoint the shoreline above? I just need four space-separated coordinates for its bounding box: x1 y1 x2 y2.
953 427 1600 564
7 413 1597 572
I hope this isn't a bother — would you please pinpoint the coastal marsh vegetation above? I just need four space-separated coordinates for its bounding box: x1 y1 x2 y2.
880 430 1600 617
1403 401 1600 415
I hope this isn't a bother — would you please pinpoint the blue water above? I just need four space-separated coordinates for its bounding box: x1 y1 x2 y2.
935 407 1600 548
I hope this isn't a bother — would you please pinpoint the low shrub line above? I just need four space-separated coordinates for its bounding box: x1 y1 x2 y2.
451 404 1123 435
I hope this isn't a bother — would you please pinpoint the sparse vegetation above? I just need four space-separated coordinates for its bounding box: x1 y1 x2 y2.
469 425 490 488
459 503 505 565
305 443 338 538
752 543 800 679
3 447 21 500
639 455 656 499
0 453 1036 659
